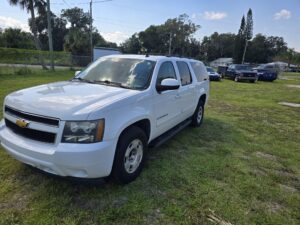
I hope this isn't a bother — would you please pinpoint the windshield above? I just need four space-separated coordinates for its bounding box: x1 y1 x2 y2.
77 57 156 90
235 65 253 71
257 64 266 69
206 67 215 73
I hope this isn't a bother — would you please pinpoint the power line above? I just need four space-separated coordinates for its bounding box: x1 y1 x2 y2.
62 0 71 7
52 0 112 5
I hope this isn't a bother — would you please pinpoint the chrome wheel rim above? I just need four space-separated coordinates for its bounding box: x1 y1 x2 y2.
197 106 203 124
124 139 143 174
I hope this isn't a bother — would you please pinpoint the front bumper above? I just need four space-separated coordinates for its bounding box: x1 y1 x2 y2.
237 76 257 80
0 119 117 178
209 75 221 81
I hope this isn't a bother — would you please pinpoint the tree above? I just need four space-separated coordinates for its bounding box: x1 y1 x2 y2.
234 8 254 63
0 28 35 49
61 7 115 56
8 0 47 68
120 14 200 56
200 32 236 61
61 7 90 31
29 12 68 51
234 15 246 63
245 33 288 63
120 33 142 54
245 9 253 41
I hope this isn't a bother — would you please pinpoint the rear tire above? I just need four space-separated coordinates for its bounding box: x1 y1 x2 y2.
191 99 204 127
112 126 148 184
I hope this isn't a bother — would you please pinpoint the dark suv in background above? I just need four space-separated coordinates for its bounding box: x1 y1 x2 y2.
225 64 258 83
254 64 278 82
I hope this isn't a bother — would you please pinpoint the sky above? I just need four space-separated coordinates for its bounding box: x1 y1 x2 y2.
0 0 299 51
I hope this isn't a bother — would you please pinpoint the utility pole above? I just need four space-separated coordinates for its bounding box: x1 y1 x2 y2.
46 0 54 70
242 39 250 64
168 32 172 55
90 0 93 62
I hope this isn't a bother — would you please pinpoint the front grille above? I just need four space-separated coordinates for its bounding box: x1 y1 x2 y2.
243 73 256 77
5 119 56 143
5 106 59 126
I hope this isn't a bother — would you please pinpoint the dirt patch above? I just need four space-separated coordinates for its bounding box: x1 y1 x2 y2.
279 184 298 194
286 84 300 89
145 208 164 224
207 209 234 225
265 202 283 213
251 168 267 177
278 102 300 108
279 77 295 80
255 151 278 161
267 167 299 180
0 193 29 211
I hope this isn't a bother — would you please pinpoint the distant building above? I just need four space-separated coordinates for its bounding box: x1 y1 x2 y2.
210 58 233 67
93 47 121 61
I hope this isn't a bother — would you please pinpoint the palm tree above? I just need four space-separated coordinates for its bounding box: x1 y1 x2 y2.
8 0 48 69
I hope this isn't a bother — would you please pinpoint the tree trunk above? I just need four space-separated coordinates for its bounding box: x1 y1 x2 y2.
29 0 48 70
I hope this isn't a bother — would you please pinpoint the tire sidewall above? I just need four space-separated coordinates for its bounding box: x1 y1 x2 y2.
192 100 204 127
112 127 148 184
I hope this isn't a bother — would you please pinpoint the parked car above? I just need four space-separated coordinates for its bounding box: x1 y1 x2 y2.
217 66 228 78
0 55 209 184
254 64 278 81
225 64 258 82
206 67 221 81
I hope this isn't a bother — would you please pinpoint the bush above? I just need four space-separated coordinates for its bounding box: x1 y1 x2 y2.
14 67 32 75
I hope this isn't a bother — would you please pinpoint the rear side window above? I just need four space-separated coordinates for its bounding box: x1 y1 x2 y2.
176 61 192 85
156 61 177 85
190 61 207 82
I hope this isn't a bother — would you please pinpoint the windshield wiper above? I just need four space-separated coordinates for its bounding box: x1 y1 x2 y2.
93 80 132 89
71 77 95 84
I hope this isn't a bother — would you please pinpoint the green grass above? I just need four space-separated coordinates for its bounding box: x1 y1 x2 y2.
0 68 299 225
283 72 300 77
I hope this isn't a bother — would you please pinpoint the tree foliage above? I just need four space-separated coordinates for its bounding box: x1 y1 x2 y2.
200 32 236 62
121 14 200 56
0 28 35 49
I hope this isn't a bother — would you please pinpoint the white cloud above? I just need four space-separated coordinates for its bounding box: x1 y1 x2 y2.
0 16 30 32
101 31 129 45
202 11 228 20
274 9 291 20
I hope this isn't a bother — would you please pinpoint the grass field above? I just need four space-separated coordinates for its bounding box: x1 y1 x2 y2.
0 68 299 225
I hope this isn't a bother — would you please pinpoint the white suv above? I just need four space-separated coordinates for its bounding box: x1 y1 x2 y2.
0 55 209 183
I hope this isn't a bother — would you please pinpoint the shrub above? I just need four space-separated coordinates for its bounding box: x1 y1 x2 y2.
14 67 32 75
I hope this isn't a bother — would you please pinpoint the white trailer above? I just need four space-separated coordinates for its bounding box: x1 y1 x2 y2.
93 47 121 61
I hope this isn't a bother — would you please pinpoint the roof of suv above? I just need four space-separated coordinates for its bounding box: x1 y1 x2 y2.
102 54 200 62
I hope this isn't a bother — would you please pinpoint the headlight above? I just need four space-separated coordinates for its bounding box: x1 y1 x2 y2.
62 119 105 143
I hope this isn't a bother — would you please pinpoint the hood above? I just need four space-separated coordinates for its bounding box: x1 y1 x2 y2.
237 70 257 74
209 72 219 75
5 81 139 120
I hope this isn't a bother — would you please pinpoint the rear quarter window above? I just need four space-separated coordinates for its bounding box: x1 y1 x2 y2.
176 61 192 86
190 61 208 82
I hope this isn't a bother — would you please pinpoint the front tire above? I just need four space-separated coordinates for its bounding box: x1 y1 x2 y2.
191 99 204 127
234 76 239 82
250 78 258 83
112 126 148 184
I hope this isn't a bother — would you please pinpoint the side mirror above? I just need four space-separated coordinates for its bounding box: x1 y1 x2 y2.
156 78 180 93
75 71 81 76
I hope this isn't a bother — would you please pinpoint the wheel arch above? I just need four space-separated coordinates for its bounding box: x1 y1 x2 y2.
118 118 151 143
199 94 207 105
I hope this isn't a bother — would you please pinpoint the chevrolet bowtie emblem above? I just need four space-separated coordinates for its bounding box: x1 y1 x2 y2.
16 119 29 128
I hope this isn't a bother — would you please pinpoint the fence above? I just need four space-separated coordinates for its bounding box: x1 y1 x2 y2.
0 48 91 69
